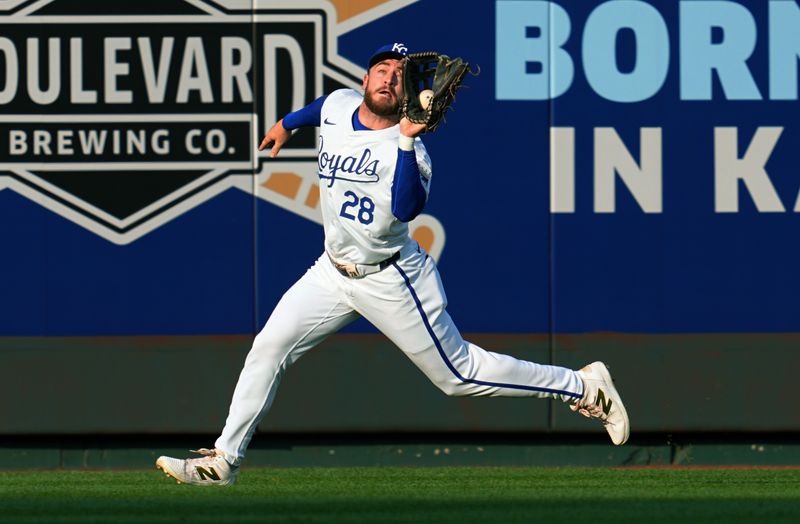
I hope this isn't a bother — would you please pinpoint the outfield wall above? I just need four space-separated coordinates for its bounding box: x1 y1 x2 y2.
1 0 798 435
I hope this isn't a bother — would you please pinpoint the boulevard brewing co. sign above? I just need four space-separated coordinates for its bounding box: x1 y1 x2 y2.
0 0 445 258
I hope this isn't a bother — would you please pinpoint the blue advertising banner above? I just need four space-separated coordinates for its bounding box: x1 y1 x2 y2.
1 0 798 337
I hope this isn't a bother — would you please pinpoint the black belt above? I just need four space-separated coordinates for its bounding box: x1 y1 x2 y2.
329 251 400 278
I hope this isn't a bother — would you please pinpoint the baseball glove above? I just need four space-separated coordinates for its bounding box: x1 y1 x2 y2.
401 52 477 132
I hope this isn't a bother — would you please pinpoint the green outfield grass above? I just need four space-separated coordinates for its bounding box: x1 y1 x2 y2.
0 467 798 523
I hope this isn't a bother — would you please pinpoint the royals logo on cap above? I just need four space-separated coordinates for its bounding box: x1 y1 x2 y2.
368 42 409 68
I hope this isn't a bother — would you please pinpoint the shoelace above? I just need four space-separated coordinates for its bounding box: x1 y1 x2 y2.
190 448 217 457
189 448 238 469
187 448 221 465
570 402 608 424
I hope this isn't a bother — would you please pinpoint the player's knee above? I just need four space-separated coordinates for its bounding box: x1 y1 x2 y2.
247 331 293 365
435 378 471 397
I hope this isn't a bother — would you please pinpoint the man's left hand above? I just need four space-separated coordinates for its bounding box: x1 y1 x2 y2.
400 117 427 138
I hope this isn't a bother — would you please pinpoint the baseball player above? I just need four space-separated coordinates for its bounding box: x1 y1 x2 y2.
156 43 629 486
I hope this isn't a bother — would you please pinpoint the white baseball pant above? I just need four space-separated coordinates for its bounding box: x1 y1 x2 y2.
215 241 583 464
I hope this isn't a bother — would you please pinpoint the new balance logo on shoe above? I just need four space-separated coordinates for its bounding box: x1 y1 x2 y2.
596 389 612 416
196 466 220 481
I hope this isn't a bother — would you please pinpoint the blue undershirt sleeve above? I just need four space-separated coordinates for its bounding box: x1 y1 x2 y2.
391 149 428 223
282 95 327 129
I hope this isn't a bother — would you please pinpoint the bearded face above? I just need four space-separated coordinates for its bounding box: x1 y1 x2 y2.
362 59 404 118
364 85 400 116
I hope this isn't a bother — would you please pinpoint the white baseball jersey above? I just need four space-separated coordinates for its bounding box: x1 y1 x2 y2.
318 89 432 264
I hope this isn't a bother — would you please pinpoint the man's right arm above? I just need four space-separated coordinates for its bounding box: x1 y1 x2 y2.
282 95 327 129
258 95 328 157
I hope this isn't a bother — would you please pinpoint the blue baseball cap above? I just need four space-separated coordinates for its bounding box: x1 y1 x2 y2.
368 42 409 69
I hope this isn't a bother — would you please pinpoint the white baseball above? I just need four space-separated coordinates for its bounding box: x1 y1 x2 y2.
419 89 434 110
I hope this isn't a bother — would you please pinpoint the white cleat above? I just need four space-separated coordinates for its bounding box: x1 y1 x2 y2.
571 361 630 445
155 448 239 486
